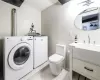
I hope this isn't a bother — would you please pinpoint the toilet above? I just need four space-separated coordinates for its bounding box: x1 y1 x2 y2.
49 44 66 76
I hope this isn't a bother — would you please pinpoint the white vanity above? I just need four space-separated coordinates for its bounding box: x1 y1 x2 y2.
69 43 100 80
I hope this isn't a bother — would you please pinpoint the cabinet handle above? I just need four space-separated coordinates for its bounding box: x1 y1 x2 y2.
84 67 93 72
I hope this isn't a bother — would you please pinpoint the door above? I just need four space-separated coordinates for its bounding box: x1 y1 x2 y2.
8 43 31 70
34 37 48 68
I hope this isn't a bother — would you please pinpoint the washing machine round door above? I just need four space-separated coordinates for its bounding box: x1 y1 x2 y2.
8 43 32 70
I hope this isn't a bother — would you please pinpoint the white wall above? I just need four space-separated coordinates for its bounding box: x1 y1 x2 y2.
0 0 41 36
17 2 41 36
65 0 100 45
41 0 100 56
42 2 72 56
25 0 58 11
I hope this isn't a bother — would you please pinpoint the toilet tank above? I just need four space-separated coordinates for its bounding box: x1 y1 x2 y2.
56 44 66 57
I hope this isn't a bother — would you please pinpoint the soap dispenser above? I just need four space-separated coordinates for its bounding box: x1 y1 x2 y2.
75 35 78 43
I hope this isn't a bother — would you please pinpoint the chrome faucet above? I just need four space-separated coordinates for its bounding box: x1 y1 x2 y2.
88 35 90 44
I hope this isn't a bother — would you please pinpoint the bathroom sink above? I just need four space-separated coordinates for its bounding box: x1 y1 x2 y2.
69 43 100 67
69 43 100 52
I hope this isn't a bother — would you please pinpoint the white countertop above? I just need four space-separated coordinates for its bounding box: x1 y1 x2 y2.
69 43 100 52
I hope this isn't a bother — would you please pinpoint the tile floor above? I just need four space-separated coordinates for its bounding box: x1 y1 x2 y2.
28 66 55 80
28 66 90 80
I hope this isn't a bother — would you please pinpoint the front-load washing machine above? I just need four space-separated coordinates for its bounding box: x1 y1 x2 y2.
3 36 33 80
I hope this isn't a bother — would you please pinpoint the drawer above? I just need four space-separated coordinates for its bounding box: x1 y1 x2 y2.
73 58 100 80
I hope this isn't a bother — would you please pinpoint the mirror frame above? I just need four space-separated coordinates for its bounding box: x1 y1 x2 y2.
74 7 100 31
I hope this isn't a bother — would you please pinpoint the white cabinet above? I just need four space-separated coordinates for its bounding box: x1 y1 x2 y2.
73 47 100 66
73 58 100 80
33 36 48 68
69 43 100 80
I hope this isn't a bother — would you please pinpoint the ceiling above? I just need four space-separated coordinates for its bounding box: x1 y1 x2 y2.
25 0 58 11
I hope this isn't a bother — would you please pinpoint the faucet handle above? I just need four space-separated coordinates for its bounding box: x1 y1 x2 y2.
88 35 90 44
83 40 85 43
88 35 90 38
93 41 95 44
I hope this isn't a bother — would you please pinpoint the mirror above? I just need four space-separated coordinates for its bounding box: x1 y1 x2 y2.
74 7 100 31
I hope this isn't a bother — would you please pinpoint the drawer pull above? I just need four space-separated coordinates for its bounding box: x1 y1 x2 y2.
84 67 93 72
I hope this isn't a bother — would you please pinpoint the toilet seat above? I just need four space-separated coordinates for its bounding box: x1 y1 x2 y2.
49 54 64 63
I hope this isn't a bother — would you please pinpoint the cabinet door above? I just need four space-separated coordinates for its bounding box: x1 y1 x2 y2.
34 37 48 68
73 58 100 80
